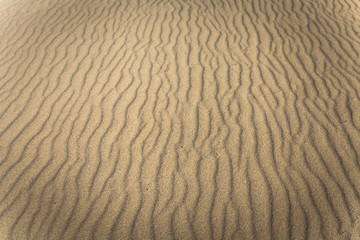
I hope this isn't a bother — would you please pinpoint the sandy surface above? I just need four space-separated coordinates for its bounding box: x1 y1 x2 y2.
1 0 360 239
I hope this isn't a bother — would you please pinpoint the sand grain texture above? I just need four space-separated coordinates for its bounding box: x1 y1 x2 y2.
1 0 360 239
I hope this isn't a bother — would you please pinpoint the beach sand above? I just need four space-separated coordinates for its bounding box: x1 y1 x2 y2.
1 0 360 239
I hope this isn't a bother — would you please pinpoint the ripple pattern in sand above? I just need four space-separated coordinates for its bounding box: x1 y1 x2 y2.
1 0 360 239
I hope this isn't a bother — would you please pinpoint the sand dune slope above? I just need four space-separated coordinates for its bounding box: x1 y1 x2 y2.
1 0 360 239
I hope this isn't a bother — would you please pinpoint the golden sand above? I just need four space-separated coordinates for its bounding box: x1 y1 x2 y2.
0 0 360 239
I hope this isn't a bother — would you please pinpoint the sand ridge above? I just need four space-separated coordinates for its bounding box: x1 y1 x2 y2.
0 0 360 239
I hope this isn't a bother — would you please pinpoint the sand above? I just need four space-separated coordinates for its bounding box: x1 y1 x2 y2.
0 0 360 239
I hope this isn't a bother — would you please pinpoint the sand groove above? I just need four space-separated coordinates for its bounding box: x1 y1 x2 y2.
1 0 360 239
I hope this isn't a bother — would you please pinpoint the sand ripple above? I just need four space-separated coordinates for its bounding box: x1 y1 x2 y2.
1 0 360 239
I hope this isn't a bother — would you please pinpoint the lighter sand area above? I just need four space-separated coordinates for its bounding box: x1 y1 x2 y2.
1 0 360 239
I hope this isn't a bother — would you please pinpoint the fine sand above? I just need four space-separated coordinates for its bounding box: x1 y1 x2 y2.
1 0 360 239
